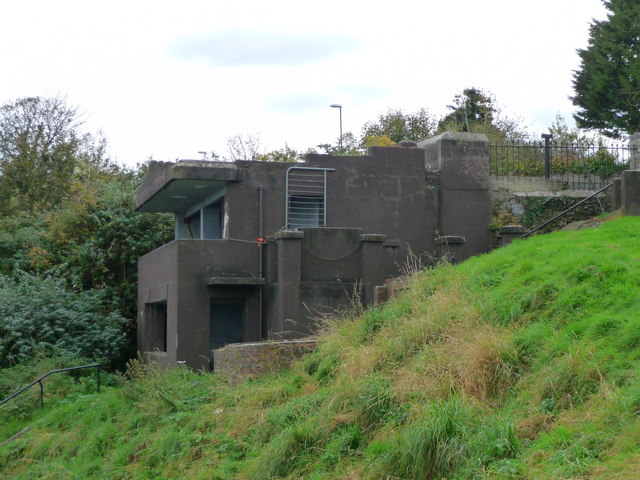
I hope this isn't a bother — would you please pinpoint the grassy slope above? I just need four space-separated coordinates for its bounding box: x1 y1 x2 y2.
2 217 640 479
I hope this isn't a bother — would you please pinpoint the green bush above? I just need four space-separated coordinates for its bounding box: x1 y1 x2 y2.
0 271 128 369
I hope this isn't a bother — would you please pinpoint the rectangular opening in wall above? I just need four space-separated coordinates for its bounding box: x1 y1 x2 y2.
286 167 334 229
209 299 244 369
145 301 167 352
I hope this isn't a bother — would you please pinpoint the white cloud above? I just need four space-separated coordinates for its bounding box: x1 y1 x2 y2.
169 31 363 67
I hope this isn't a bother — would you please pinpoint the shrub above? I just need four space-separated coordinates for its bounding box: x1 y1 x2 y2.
0 271 128 369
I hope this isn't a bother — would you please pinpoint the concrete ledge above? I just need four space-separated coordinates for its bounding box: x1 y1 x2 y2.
135 161 241 211
213 339 318 383
360 233 386 242
274 230 305 240
203 276 265 286
435 235 466 245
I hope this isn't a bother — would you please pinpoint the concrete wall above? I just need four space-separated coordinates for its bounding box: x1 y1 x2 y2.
419 132 492 259
138 239 262 371
213 340 317 383
136 138 495 370
138 241 179 367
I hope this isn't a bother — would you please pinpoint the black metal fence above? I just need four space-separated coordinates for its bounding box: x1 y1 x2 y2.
490 138 634 190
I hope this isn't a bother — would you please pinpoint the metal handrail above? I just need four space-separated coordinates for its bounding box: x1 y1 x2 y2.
521 183 613 239
0 363 101 410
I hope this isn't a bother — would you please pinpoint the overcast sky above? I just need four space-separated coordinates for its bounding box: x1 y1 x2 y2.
0 0 608 166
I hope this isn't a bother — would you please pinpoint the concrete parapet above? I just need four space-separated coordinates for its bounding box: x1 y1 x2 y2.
622 170 640 216
435 235 466 264
630 133 640 170
213 339 318 383
360 233 386 306
612 178 622 211
275 230 304 337
420 132 492 260
274 230 305 240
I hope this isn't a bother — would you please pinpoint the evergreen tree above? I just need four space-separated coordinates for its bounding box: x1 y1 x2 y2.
571 0 640 138
438 88 496 132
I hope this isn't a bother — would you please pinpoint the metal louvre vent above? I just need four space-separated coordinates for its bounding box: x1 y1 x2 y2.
285 167 334 229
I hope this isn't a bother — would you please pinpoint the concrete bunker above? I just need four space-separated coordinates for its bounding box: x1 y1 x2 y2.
135 133 493 370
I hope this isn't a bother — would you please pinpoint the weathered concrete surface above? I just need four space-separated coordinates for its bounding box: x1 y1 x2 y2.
137 142 496 370
135 160 241 212
213 339 317 383
490 176 566 193
420 132 492 260
630 133 640 170
498 225 528 246
622 170 640 216
612 178 622 211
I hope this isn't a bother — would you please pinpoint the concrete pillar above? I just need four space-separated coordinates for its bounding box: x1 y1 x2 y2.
612 178 622 211
622 170 640 216
435 235 466 264
359 233 386 306
418 132 492 261
629 133 640 170
498 225 528 247
274 230 304 338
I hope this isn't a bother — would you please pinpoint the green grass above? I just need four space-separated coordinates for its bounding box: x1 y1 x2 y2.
3 217 640 479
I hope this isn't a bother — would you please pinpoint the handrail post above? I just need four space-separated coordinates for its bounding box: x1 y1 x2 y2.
1 363 102 410
542 133 553 179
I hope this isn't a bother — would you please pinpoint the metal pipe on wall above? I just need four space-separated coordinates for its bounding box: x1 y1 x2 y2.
258 186 264 339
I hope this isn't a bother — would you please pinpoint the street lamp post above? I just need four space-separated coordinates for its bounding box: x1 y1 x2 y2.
330 104 343 149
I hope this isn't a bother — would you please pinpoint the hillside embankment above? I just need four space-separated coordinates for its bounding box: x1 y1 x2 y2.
2 217 640 479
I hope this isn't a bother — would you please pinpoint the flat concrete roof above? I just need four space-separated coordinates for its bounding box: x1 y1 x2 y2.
135 160 241 213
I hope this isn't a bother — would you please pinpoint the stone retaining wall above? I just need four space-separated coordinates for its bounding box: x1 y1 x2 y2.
213 339 318 383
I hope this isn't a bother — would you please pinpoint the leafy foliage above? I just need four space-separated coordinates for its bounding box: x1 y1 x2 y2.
0 96 173 370
315 131 363 156
0 271 128 369
256 144 301 162
361 108 436 144
439 87 496 132
0 96 110 215
438 87 530 142
572 0 640 137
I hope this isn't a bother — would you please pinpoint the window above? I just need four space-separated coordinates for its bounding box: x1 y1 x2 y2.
202 198 224 239
286 167 333 229
180 197 224 239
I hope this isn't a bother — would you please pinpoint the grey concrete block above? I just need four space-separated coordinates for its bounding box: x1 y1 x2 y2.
622 170 640 216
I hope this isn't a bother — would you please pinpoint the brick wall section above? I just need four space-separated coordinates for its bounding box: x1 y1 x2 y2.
213 339 318 383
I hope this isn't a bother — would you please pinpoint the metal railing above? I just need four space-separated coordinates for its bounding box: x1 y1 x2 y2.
0 363 101 410
521 183 613 239
490 138 632 190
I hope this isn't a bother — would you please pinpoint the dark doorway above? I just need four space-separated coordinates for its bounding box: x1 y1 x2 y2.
144 302 167 352
209 299 244 367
